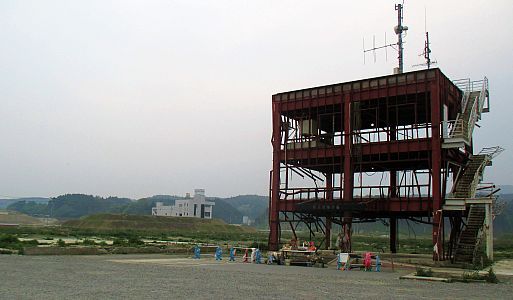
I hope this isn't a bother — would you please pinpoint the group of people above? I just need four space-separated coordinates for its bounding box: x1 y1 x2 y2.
286 239 317 252
193 245 262 264
337 252 381 272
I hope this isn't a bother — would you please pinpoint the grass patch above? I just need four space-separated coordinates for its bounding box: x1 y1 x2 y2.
459 268 498 283
415 267 433 277
492 235 513 260
0 234 38 253
0 214 268 245
82 239 97 246
486 268 499 284
112 237 145 247
461 270 482 282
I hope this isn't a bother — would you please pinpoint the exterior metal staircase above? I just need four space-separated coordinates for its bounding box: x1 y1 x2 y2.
443 77 489 148
446 147 504 263
450 91 480 142
443 154 489 211
453 155 488 198
454 205 486 263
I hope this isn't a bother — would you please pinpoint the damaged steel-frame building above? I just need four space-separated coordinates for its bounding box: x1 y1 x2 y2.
269 68 502 262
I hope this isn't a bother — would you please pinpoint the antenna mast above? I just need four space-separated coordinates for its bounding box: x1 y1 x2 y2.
363 3 408 74
412 10 437 70
394 3 408 74
424 32 432 69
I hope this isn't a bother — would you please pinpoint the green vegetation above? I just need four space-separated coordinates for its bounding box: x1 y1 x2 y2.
460 269 499 283
0 234 38 252
82 239 97 246
5 201 47 216
112 237 144 247
0 234 19 247
493 234 513 259
486 268 499 284
9 194 133 218
62 214 258 241
0 197 49 209
415 267 433 277
221 195 268 220
351 235 432 254
0 213 267 246
413 268 499 283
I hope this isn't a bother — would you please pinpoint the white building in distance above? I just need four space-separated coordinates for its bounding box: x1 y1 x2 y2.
242 216 254 226
151 189 215 219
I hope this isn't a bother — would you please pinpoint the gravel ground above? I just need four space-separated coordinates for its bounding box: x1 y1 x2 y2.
1 254 513 299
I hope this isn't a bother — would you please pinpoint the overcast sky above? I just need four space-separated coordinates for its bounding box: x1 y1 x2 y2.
1 0 512 199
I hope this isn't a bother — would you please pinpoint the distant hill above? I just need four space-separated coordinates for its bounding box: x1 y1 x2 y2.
7 194 132 218
121 195 180 215
210 198 244 224
0 197 49 209
222 195 268 220
63 214 256 235
7 193 269 226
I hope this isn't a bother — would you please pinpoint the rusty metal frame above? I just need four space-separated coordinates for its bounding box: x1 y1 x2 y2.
270 68 469 261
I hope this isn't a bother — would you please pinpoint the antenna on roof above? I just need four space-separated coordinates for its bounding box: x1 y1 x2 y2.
412 7 437 69
364 2 408 74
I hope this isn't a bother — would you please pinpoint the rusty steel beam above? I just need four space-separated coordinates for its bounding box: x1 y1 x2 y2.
276 197 432 213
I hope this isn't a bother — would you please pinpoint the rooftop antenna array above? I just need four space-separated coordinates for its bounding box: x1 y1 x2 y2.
363 2 408 74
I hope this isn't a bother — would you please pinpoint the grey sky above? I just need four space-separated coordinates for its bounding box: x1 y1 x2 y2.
1 1 512 199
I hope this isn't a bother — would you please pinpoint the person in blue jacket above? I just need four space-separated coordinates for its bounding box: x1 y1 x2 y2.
229 247 236 262
194 245 201 259
215 246 222 261
255 249 262 264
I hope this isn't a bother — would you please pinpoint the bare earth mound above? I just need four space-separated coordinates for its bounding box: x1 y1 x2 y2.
0 211 44 225
62 214 256 234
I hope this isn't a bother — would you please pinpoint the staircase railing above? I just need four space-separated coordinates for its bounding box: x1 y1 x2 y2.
478 146 504 159
472 225 485 265
478 77 489 115
443 119 465 139
446 77 489 144
468 157 488 199
466 92 480 140
464 204 486 265
452 147 504 199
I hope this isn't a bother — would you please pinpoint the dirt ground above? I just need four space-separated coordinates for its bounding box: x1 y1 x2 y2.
1 254 513 299
491 259 513 276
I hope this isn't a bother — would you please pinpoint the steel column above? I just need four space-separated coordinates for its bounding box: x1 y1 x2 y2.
390 217 398 253
485 203 494 261
269 101 282 251
325 173 333 249
343 94 353 202
431 78 443 259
